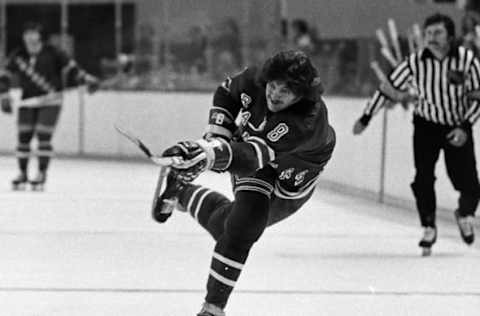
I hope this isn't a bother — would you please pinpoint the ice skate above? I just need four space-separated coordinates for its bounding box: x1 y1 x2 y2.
151 167 186 223
11 172 28 191
454 210 475 245
29 171 47 191
196 302 225 316
418 226 437 256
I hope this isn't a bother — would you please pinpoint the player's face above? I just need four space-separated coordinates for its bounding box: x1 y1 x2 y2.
424 23 450 56
23 30 43 55
265 80 300 112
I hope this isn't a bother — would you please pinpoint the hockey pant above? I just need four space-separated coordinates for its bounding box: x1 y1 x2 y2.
16 105 61 173
411 116 480 227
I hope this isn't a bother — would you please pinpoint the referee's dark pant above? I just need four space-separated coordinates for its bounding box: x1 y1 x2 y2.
410 115 480 227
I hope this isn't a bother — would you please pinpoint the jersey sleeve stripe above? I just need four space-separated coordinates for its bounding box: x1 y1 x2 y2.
210 106 235 121
246 136 275 160
247 141 265 169
205 125 233 139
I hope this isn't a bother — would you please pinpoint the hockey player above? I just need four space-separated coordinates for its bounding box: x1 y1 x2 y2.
0 22 98 190
152 50 335 316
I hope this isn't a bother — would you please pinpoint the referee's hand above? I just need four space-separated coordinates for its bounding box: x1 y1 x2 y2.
353 119 367 135
446 128 467 147
0 95 12 114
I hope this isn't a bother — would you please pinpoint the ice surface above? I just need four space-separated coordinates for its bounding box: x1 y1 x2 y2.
0 157 478 316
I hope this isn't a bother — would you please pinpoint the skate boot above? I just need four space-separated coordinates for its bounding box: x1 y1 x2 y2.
11 172 28 191
29 171 47 191
151 168 187 223
454 210 475 245
197 302 225 316
418 226 437 256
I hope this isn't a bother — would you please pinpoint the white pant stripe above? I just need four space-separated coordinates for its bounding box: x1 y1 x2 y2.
213 252 244 270
234 185 272 197
209 269 236 287
274 178 318 200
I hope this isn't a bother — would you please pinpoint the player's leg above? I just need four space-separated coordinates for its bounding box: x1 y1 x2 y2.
200 166 276 315
12 107 36 190
31 105 61 189
410 117 442 253
444 128 479 245
267 190 314 226
178 183 233 240
151 168 233 240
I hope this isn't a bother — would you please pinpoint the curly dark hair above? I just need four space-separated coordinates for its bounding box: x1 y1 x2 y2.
257 50 320 97
424 13 455 39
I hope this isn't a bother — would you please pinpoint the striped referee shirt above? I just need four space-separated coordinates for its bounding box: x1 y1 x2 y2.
364 45 480 126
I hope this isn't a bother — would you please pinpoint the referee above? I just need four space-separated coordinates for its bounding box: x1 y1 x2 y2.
353 13 480 253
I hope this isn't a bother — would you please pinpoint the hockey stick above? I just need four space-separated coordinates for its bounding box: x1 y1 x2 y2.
151 166 169 214
115 124 208 214
17 91 66 108
388 19 402 64
15 84 99 108
114 124 207 167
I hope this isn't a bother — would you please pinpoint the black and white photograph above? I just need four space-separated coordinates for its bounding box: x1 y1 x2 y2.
0 0 479 315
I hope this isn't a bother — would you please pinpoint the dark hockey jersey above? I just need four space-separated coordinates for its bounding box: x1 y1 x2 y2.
206 67 336 199
6 45 83 99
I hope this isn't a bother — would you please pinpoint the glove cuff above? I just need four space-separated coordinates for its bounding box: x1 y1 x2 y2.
196 138 232 172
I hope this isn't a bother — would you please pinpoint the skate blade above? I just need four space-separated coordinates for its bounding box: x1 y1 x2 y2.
421 247 432 256
151 167 169 213
12 183 27 191
30 184 45 192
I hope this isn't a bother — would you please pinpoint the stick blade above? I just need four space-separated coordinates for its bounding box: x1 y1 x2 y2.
114 124 153 158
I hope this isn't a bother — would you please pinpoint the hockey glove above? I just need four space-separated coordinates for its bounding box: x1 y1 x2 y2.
85 74 100 94
77 73 99 94
163 138 233 181
162 140 207 182
0 93 12 114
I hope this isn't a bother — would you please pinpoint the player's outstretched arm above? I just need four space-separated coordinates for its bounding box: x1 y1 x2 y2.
57 47 100 94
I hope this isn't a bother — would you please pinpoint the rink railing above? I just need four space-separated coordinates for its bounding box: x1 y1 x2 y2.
1 90 476 213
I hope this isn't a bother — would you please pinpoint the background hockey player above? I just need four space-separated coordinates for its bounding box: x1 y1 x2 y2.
150 50 335 316
0 22 98 190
